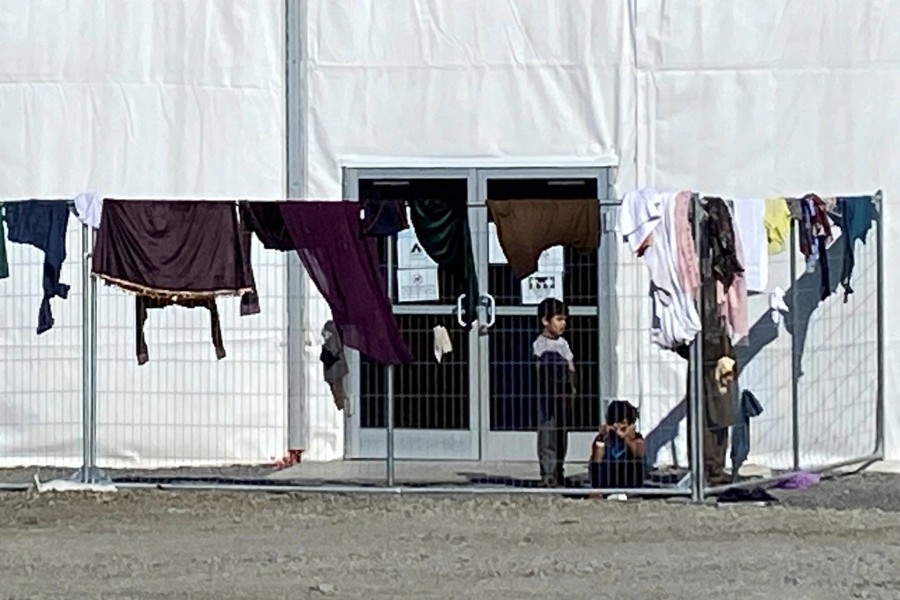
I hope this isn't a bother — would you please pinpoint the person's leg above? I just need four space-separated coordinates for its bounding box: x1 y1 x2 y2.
537 414 558 485
555 411 568 486
703 425 729 484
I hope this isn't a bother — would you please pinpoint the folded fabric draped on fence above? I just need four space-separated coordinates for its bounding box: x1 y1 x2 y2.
279 201 414 366
93 200 256 298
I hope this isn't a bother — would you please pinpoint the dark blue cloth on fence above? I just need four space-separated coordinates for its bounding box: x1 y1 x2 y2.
730 389 764 478
4 201 70 334
838 196 875 302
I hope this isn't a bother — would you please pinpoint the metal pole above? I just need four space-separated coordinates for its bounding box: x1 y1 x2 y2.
385 228 396 487
386 366 395 486
875 190 885 458
88 227 99 472
689 195 705 503
79 223 92 484
790 219 800 471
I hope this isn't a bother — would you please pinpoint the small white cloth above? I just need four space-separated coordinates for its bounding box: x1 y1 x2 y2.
732 198 768 292
769 286 789 330
433 325 453 363
73 191 103 229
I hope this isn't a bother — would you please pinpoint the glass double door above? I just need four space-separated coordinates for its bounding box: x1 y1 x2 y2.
346 168 611 462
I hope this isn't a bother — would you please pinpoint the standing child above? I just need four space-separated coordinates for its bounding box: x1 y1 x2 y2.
533 297 576 487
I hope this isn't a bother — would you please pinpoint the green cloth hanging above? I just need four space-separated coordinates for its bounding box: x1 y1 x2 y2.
409 198 479 327
0 207 8 280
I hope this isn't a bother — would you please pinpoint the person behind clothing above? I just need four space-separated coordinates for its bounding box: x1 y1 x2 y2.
533 297 576 487
590 400 646 490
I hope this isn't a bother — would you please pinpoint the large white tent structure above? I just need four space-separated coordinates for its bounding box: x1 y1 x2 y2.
0 1 895 471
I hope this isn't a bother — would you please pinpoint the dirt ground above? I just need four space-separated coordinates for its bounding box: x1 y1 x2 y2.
1 473 899 599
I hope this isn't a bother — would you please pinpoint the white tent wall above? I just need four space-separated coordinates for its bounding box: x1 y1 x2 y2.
302 0 895 466
0 0 893 470
300 0 636 461
631 0 895 467
0 1 288 468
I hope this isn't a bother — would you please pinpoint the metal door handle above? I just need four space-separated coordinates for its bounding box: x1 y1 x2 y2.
482 293 496 328
456 294 467 327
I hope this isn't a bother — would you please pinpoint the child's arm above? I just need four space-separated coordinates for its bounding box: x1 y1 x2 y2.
621 425 645 458
590 433 606 464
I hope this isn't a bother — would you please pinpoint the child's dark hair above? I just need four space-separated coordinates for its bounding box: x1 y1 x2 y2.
536 297 568 326
606 400 639 425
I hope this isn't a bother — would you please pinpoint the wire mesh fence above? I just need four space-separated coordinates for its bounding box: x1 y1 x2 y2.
0 189 885 499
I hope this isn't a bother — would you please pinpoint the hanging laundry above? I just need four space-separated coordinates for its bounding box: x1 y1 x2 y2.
730 389 764 480
136 296 225 365
409 198 479 326
433 325 453 363
237 201 296 317
321 321 349 411
616 188 663 254
4 200 71 334
703 197 744 290
764 197 791 255
717 202 749 343
617 190 701 350
673 191 700 293
73 191 103 229
280 201 414 366
360 189 408 237
732 198 768 292
93 200 255 362
487 199 599 279
714 356 736 394
239 201 294 251
676 221 741 483
0 205 8 280
837 196 875 302
93 200 255 298
797 194 833 302
768 286 789 330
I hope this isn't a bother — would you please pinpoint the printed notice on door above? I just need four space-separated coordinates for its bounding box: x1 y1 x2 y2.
397 228 438 270
397 268 440 303
520 272 564 305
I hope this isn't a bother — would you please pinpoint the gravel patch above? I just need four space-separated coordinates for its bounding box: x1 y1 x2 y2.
0 476 898 599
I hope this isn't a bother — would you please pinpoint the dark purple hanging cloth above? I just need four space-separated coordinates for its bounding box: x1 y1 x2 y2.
279 201 414 365
93 200 255 297
93 200 256 365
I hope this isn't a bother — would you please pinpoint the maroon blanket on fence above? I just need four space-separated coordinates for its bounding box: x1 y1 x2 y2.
93 200 255 297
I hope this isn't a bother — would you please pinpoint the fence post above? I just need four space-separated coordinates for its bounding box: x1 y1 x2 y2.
72 224 109 486
78 222 92 483
790 219 800 471
875 190 885 459
386 365 395 486
689 195 705 503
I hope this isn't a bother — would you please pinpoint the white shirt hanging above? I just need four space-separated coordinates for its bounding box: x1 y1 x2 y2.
732 198 768 292
73 191 103 229
621 189 701 350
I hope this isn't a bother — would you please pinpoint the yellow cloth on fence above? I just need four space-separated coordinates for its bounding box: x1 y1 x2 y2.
764 197 791 254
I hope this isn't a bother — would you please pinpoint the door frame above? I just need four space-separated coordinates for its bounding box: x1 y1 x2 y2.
474 168 613 461
342 168 481 460
341 166 616 462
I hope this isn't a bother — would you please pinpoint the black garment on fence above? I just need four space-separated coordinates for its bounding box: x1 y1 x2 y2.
4 201 71 334
136 295 225 365
409 198 479 327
